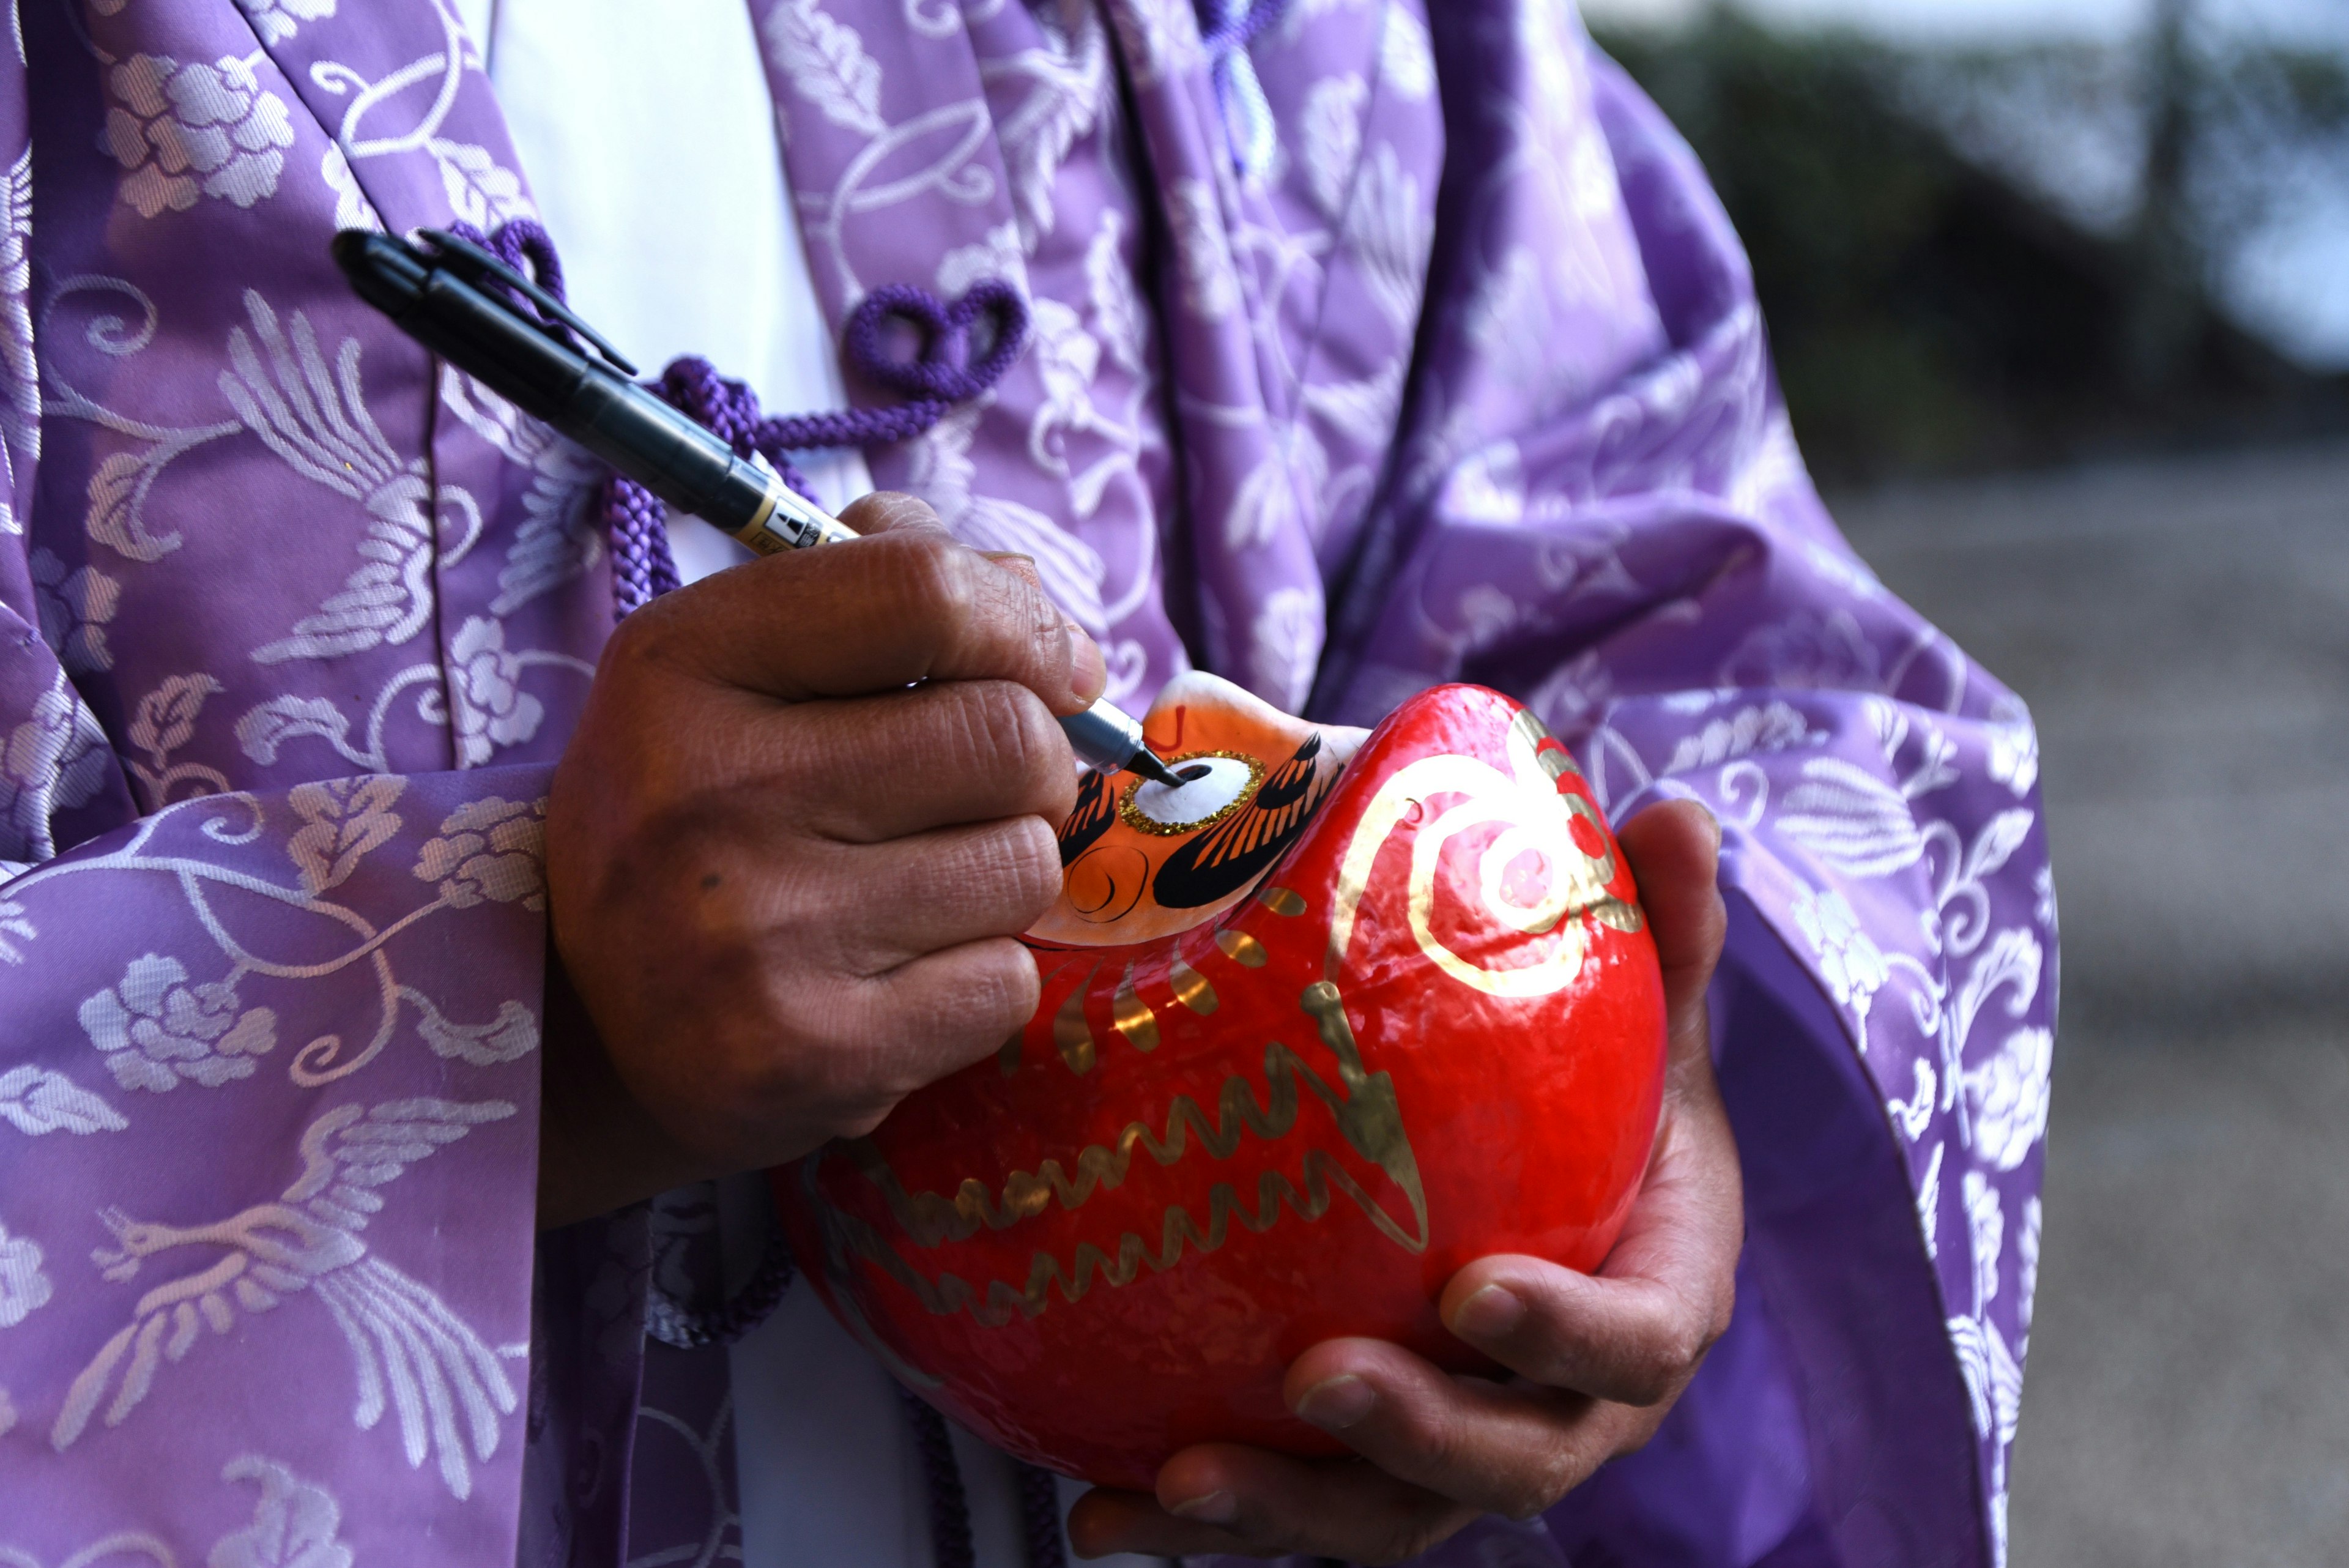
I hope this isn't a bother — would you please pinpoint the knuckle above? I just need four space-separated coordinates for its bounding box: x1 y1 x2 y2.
889 532 977 633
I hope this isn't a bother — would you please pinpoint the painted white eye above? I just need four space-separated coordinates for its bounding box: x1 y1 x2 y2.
1122 754 1261 834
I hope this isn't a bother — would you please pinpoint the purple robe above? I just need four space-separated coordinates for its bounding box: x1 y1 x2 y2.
0 2 2054 1565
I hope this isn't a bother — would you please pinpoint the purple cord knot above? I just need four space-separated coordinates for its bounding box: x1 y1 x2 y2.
844 279 1029 405
454 225 1029 621
445 218 567 314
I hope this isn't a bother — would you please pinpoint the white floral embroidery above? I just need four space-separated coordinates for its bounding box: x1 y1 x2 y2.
287 777 405 896
407 991 539 1066
1963 1169 2003 1309
0 147 35 500
1662 700 1820 775
220 292 447 665
1225 450 1299 552
1249 585 1324 714
1083 208 1148 377
57 1099 521 1500
1720 608 1880 691
210 1454 353 1568
1525 648 1614 735
2033 864 2058 931
1965 1027 2053 1172
78 954 279 1092
1776 757 1928 878
1298 73 1365 222
126 672 229 808
446 617 546 765
101 54 293 218
1915 1138 1945 1260
0 1065 128 1135
2 669 117 864
1439 440 1524 525
1987 696 2039 797
937 221 1030 300
1168 176 1240 320
1378 3 1435 101
319 143 377 232
1948 1309 2022 1444
0 897 32 964
28 547 121 674
765 0 888 138
413 795 546 910
2018 1195 2041 1339
232 0 336 46
1341 143 1431 330
1789 881 1890 1025
982 1 1107 249
0 1219 53 1327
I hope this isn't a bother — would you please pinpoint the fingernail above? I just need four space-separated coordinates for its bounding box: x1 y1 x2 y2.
1166 1488 1237 1525
1068 628 1107 705
1293 1373 1376 1431
1453 1284 1527 1342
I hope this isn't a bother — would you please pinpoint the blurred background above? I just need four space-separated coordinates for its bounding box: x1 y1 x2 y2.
1578 1 2349 1561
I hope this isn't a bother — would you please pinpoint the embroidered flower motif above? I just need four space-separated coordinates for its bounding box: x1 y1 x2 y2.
1167 176 1239 321
1962 1169 2004 1309
29 548 120 674
414 797 546 910
1248 585 1324 715
1789 882 1890 1020
0 1221 53 1328
447 617 546 767
0 899 32 965
2033 864 2058 931
1965 1026 2053 1172
2018 1194 2042 1339
1662 700 1820 775
231 0 336 46
1987 696 2038 797
101 53 294 219
78 954 279 1092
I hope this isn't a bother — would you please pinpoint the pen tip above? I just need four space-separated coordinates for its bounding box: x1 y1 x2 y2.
1128 749 1186 788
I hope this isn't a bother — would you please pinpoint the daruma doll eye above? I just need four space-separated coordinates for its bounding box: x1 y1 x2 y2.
771 672 1666 1488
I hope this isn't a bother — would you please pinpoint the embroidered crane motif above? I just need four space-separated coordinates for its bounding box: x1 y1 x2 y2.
52 1098 520 1501
218 291 481 665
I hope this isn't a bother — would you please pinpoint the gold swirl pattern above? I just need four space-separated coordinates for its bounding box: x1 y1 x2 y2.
807 979 1428 1326
1327 710 1642 997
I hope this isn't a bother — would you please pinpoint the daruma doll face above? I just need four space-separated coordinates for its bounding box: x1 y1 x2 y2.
771 674 1667 1488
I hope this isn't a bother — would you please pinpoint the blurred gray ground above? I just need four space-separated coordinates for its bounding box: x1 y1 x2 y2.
1831 443 2349 1566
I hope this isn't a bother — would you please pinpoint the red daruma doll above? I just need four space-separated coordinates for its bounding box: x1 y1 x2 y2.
771 672 1668 1487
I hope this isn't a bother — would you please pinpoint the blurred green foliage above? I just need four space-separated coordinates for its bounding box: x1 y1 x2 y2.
1592 10 2349 483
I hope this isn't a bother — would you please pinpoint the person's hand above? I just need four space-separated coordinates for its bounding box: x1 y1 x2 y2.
536 494 1102 1228
1067 798 1740 1562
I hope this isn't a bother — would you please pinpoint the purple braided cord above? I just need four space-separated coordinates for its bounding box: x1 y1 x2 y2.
1193 0 1290 52
643 1219 799 1351
455 226 1029 622
1015 1461 1071 1568
900 1387 980 1568
608 277 1026 620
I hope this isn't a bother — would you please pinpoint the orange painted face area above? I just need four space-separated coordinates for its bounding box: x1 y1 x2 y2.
1030 672 1368 948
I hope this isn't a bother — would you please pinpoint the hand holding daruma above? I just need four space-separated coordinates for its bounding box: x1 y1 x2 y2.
771 673 1668 1487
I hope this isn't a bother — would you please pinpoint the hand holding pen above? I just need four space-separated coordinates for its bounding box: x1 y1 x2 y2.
332 226 1188 787
529 489 1106 1222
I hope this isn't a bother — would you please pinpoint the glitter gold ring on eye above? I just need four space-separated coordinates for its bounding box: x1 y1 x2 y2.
1117 751 1264 836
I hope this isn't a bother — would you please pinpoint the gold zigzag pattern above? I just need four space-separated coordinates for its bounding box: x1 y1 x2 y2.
807 980 1430 1327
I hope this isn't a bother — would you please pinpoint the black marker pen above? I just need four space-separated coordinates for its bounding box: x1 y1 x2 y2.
331 227 1188 788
